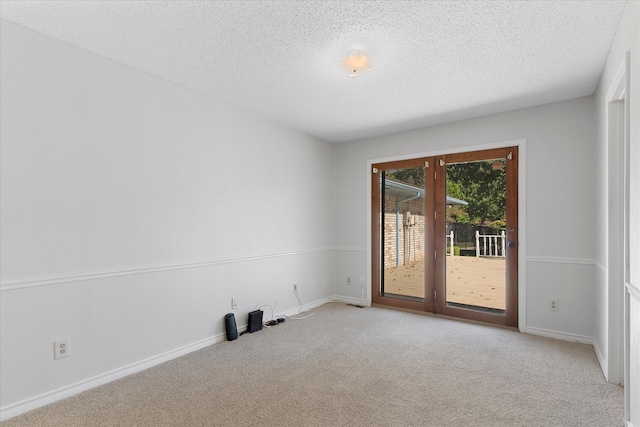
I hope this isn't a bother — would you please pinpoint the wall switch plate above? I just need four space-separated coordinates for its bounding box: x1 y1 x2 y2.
548 299 559 312
54 338 70 360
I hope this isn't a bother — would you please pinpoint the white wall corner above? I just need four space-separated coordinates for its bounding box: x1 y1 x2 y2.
524 327 607 379
524 326 596 346
592 333 609 380
332 295 369 307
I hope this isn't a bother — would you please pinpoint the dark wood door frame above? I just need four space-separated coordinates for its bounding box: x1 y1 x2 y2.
434 147 518 327
371 157 434 313
371 147 518 328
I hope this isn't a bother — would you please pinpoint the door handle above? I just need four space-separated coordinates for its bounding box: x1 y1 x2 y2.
507 241 515 248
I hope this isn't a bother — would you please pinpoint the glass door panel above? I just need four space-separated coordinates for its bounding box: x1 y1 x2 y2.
380 166 426 301
372 148 517 326
372 157 434 312
434 147 518 327
444 159 507 313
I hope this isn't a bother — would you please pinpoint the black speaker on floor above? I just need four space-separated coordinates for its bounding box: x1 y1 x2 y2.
225 313 238 341
247 310 263 333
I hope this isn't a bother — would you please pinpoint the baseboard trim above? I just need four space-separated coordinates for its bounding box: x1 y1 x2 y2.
525 327 608 379
0 333 226 422
525 326 595 345
592 335 608 380
277 296 337 318
0 295 342 422
332 295 369 307
0 297 613 422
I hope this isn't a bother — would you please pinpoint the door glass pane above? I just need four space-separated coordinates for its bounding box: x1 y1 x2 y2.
445 159 506 312
379 167 425 301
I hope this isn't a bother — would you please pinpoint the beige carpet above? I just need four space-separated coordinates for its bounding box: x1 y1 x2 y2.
1 303 624 426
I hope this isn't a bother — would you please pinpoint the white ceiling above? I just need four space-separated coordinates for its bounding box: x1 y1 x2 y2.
0 1 627 143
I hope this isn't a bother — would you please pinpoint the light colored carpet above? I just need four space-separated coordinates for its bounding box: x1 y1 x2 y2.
1 303 624 426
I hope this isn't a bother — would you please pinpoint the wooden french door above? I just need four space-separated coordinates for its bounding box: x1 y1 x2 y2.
371 157 435 313
372 147 518 327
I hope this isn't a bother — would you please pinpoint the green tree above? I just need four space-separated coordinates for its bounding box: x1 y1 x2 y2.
446 160 505 225
446 180 471 223
385 167 424 187
384 161 506 226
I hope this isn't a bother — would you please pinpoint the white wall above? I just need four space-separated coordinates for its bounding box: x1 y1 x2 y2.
334 96 599 339
0 20 336 419
593 1 640 424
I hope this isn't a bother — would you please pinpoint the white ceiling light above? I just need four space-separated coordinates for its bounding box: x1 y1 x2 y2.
341 50 378 77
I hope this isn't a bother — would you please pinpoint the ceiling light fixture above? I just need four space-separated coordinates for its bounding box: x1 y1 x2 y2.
342 50 373 77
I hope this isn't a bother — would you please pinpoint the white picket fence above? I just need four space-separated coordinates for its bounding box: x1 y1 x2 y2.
446 230 506 257
446 231 455 256
475 230 506 257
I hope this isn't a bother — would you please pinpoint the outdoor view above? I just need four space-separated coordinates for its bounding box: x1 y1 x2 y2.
445 159 507 311
381 166 427 300
381 159 507 311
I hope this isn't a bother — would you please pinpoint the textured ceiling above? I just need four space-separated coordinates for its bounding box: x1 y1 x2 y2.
0 1 627 142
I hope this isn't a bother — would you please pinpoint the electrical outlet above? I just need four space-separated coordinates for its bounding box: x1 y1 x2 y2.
231 298 238 310
54 338 70 360
360 275 365 285
548 299 559 312
293 282 298 292
347 276 351 285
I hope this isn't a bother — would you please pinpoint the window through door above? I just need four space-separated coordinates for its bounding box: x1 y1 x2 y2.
371 147 518 327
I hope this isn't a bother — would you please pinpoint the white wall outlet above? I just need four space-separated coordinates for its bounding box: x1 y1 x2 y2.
360 275 365 285
54 338 70 360
231 298 238 310
346 276 351 285
548 299 559 312
293 282 298 292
